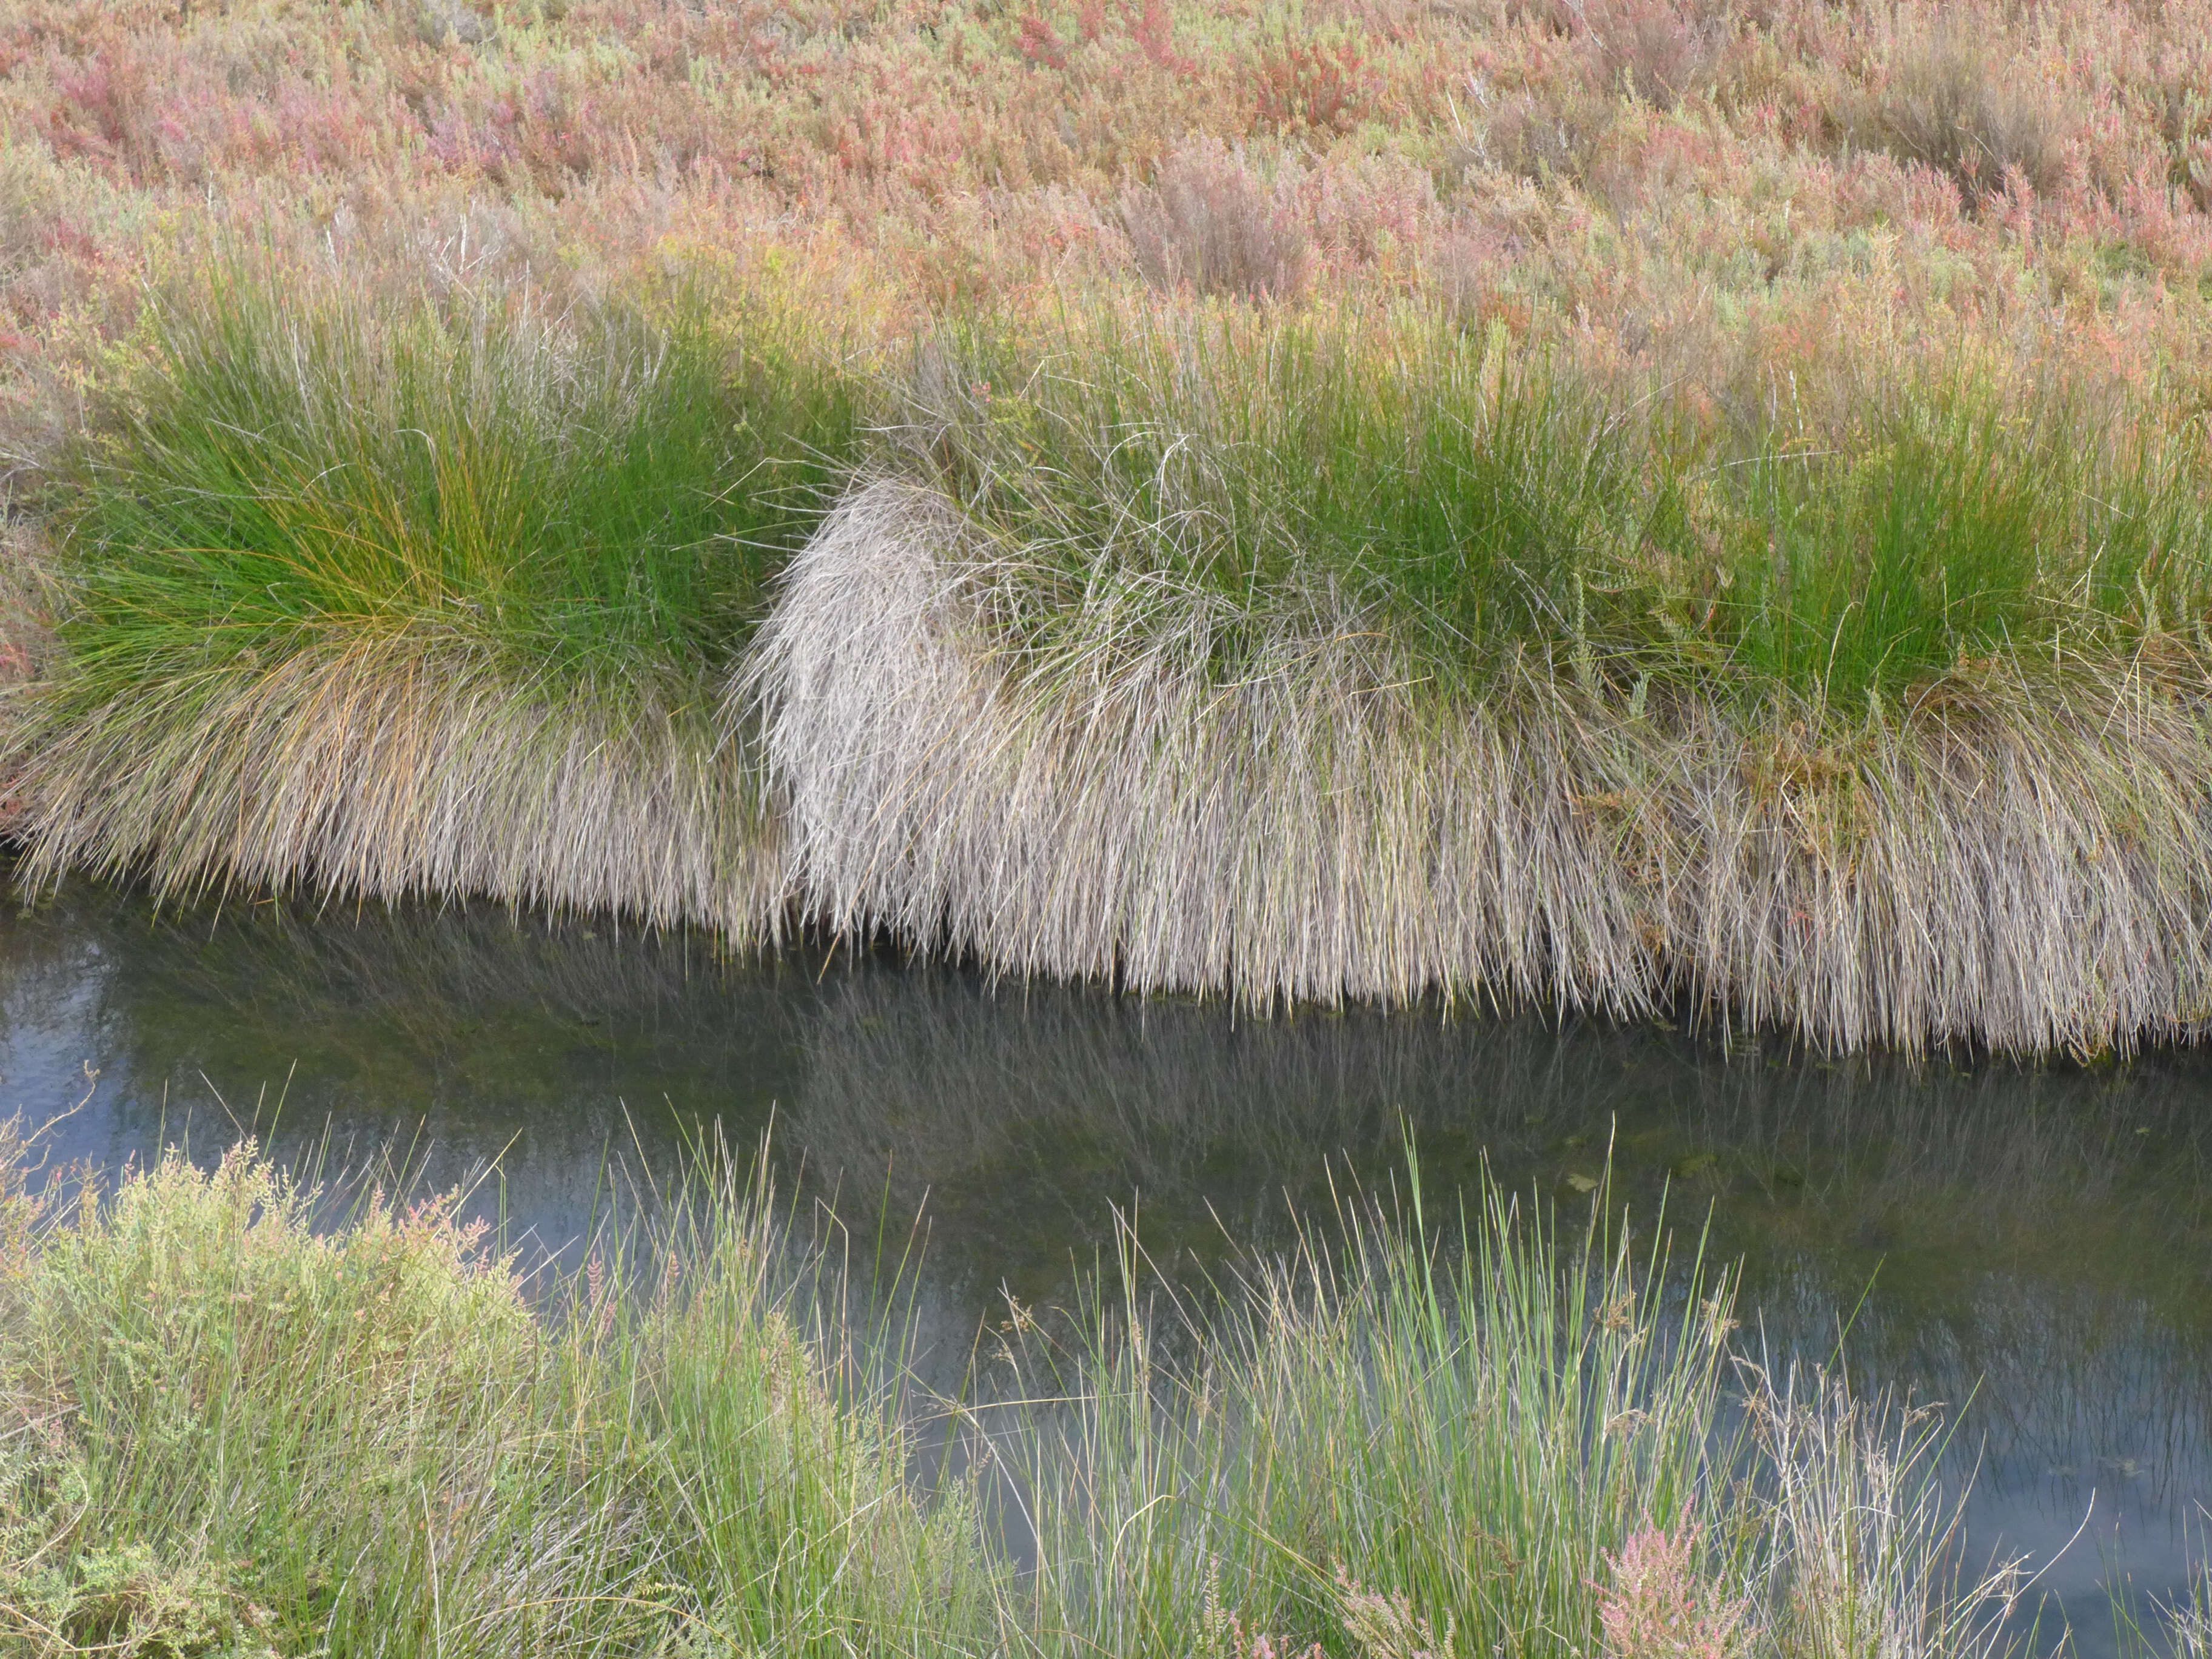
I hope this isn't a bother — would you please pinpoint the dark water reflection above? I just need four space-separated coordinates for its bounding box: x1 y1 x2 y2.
1 867 2207 1654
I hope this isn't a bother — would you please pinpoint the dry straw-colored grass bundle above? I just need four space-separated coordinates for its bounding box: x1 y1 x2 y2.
746 481 2212 1056
745 481 1657 1016
5 641 780 938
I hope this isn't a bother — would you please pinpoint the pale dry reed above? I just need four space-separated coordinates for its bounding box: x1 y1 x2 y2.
1737 1365 2025 1659
745 481 2212 1055
7 642 780 939
2173 1555 2212 1659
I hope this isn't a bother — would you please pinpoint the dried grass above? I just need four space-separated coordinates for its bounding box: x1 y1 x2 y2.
746 480 2212 1056
5 639 780 939
1847 24 2074 203
2173 1560 2212 1659
1121 140 1315 302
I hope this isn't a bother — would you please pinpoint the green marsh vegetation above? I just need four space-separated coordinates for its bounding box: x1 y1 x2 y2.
0 1114 2057 1659
903 304 2212 707
994 1164 2015 1659
10 0 2212 1055
13 259 2212 1050
62 278 850 694
0 1118 996 1658
5 264 862 937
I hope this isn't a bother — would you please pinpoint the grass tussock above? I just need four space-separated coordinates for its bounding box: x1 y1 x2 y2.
0 1119 2044 1659
3 266 862 931
13 281 2212 1050
894 303 2212 706
744 303 2212 1054
1001 1171 2022 1659
762 488 2212 1048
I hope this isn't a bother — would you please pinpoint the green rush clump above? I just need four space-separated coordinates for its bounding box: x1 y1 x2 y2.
52 270 865 707
0 1121 2042 1659
905 303 1664 694
905 301 2212 708
1703 382 2212 708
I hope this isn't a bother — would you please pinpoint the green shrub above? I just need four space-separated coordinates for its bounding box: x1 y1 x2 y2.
0 1138 994 1658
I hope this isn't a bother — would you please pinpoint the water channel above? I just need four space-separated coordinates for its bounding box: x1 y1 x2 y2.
1 860 2206 1654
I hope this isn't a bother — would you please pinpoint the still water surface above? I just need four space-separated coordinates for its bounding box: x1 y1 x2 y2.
1 865 2207 1652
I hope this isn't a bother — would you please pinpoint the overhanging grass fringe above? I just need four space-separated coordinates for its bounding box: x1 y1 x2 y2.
10 280 2212 1053
12 474 2212 1054
4 641 780 940
745 481 2212 1056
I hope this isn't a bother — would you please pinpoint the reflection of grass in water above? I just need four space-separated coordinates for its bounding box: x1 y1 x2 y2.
11 870 2208 1306
784 966 2212 1304
783 971 1609 1299
1659 1053 2212 1318
1 873 816 1118
0 1119 2035 1659
7 874 2207 1546
782 976 2212 1512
